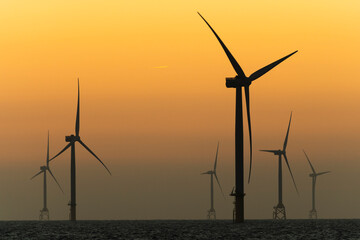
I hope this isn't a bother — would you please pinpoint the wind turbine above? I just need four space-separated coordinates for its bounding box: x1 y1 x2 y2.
198 12 297 223
49 79 111 221
260 112 298 220
201 142 224 219
31 131 63 220
303 150 330 219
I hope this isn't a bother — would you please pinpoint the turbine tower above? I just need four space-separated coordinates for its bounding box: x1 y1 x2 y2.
303 150 330 219
31 131 63 220
50 79 111 221
198 12 297 223
260 113 298 220
201 142 224 219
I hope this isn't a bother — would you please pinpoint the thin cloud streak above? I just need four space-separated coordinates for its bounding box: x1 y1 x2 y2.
152 66 168 69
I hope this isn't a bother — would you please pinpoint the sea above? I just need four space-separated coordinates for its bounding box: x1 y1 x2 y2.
0 219 359 239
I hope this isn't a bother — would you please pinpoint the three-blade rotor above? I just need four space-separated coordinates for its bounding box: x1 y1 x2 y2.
259 113 298 194
198 12 297 183
31 132 64 193
202 142 224 197
49 79 111 175
303 150 330 177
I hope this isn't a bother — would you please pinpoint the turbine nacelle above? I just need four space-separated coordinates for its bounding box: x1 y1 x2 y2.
66 135 80 142
275 150 283 155
225 77 251 88
40 166 47 171
309 173 316 177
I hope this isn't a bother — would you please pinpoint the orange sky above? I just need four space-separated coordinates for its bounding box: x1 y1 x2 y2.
0 1 359 220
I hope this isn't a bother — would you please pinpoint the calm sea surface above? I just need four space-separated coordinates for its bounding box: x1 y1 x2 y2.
0 219 359 239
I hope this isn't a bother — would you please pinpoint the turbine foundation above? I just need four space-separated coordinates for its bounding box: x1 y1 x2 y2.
207 208 216 220
309 209 317 219
231 192 245 223
39 208 49 220
273 203 286 220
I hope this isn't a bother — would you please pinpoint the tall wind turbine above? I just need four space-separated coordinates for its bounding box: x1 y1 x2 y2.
303 150 330 219
50 79 111 221
201 142 224 219
198 12 297 223
260 113 298 220
31 131 63 220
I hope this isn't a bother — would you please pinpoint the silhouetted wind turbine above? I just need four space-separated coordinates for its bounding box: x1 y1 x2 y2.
260 112 298 220
50 79 111 221
31 131 63 220
303 150 330 219
198 12 297 223
201 142 224 219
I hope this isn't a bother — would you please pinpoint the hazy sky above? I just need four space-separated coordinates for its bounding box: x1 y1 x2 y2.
0 1 359 220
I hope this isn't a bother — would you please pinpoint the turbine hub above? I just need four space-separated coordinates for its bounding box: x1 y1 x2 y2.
274 150 282 155
40 166 46 171
225 76 251 88
66 134 80 142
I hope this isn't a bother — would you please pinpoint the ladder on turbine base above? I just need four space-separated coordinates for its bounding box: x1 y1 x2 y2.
309 209 317 219
39 208 49 220
207 209 216 220
273 203 286 220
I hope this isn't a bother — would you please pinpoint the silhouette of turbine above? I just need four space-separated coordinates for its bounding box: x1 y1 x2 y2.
201 142 224 220
50 79 111 221
31 131 63 220
260 112 298 220
303 150 330 219
198 12 297 223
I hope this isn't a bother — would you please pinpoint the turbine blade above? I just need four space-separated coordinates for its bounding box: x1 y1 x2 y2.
49 143 72 162
248 51 297 81
213 142 219 171
214 173 225 198
78 140 111 175
47 168 64 193
245 86 252 183
303 150 316 174
30 170 43 180
197 12 246 79
75 78 80 136
46 130 50 167
259 150 278 153
283 112 292 151
283 153 299 195
317 171 330 176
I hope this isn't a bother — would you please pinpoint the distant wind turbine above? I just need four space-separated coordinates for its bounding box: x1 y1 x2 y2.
260 112 298 220
50 79 111 221
201 142 224 219
198 12 297 223
303 150 330 219
31 131 63 220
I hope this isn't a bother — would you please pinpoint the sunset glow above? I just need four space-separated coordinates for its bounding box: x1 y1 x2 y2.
0 0 359 220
